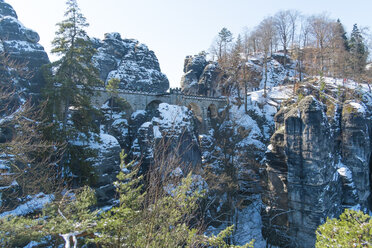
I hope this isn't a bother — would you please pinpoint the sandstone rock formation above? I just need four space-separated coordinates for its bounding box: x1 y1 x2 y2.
180 53 297 97
92 32 169 93
180 54 222 96
265 93 371 247
90 132 121 205
0 0 49 95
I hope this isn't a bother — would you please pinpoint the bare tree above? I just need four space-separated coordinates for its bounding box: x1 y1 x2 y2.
0 53 64 213
274 10 293 65
307 14 333 74
210 27 233 66
289 10 300 52
256 17 277 96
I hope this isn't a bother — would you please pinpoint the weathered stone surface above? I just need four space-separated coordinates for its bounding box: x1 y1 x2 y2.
180 54 221 96
130 103 201 172
91 133 121 205
341 101 371 208
93 32 169 93
0 2 49 96
0 1 17 19
265 94 371 247
0 16 40 43
271 53 293 66
283 97 342 247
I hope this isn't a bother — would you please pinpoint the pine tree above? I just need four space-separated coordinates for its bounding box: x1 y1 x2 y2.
330 19 350 77
42 0 103 183
349 24 368 79
214 27 233 64
94 151 254 247
316 209 372 247
44 0 102 140
336 19 349 51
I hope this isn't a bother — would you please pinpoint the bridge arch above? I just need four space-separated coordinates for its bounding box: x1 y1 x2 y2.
146 100 162 112
90 87 228 133
102 96 133 117
187 102 203 123
207 104 218 119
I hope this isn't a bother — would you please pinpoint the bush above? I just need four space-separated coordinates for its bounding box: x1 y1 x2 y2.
316 209 372 247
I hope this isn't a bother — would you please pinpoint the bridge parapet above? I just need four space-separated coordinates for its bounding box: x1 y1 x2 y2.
93 87 226 101
91 87 228 133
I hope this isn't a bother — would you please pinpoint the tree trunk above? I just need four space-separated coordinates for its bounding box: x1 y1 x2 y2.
264 55 268 97
244 81 248 114
283 41 287 66
62 95 70 134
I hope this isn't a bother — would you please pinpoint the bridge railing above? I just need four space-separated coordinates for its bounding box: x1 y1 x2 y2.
92 86 227 102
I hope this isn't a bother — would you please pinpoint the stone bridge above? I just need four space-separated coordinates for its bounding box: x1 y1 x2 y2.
91 87 228 133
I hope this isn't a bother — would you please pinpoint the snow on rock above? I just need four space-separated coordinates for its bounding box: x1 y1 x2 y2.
154 103 193 131
0 193 54 217
0 16 40 43
138 103 195 140
0 1 49 97
24 241 43 248
258 54 297 90
0 1 17 18
152 125 162 139
249 86 293 105
92 32 169 93
132 103 201 167
131 110 146 119
337 166 353 179
233 195 266 247
89 131 120 150
230 104 266 150
349 102 366 114
180 52 297 97
88 130 121 205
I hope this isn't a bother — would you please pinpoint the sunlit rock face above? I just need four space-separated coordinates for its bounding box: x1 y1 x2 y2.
0 1 49 95
180 54 222 96
266 94 372 247
92 32 169 93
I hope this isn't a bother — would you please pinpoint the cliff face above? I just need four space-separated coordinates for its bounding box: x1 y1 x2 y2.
265 87 372 247
0 0 49 145
180 53 297 97
2 2 372 247
0 0 49 96
180 54 222 96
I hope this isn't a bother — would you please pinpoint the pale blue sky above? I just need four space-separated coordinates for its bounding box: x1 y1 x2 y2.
6 0 372 87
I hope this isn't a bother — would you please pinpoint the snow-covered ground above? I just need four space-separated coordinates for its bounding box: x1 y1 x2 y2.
0 193 54 218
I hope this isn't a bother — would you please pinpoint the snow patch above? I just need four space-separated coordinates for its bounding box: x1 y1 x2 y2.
0 193 54 217
233 195 266 247
131 110 146 119
153 125 162 139
349 102 366 114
